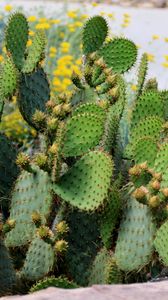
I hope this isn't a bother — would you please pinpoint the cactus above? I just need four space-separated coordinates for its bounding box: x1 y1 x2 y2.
30 276 78 292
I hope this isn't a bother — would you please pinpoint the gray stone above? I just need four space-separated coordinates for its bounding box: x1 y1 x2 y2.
2 282 168 300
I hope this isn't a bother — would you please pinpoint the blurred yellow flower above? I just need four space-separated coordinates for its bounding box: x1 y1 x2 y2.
50 46 57 53
92 2 98 6
39 18 47 23
4 4 12 12
59 32 65 38
146 53 155 62
108 13 115 20
74 21 83 27
27 39 32 47
36 23 50 30
2 47 6 54
50 19 61 24
121 23 129 28
164 37 168 42
53 78 62 86
49 53 56 58
0 55 3 63
136 44 141 49
67 11 77 19
29 30 35 36
131 84 137 91
152 35 160 40
162 62 168 68
164 55 168 61
28 16 37 22
123 13 130 18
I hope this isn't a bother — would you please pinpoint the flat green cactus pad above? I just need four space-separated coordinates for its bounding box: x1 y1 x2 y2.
21 236 55 281
22 30 46 73
30 276 78 292
154 142 168 174
0 134 19 204
154 221 168 265
82 16 108 55
99 38 137 73
89 248 123 285
5 13 28 69
18 67 50 129
72 103 105 120
0 57 18 100
5 166 53 247
62 113 104 157
0 238 16 296
131 91 163 129
71 87 98 106
115 197 156 272
100 187 121 249
53 151 113 211
133 137 158 168
136 53 148 98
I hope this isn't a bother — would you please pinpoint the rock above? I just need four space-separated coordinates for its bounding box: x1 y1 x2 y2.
2 282 168 300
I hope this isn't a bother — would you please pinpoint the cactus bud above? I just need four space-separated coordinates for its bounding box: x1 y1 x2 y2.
56 221 69 235
53 104 62 116
148 196 160 208
132 186 148 202
89 52 97 61
103 67 113 76
108 87 119 99
37 225 53 240
32 110 46 129
98 100 109 109
106 74 117 86
57 93 67 104
3 219 15 234
95 57 105 68
47 117 58 132
153 172 162 181
32 211 41 227
161 188 168 198
71 72 84 89
62 103 71 113
49 143 59 155
6 219 15 228
16 152 34 173
139 161 148 170
129 165 141 176
34 153 48 170
46 100 55 110
150 180 160 190
55 239 68 254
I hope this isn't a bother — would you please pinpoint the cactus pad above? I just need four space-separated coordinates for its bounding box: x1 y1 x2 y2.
131 91 163 129
53 151 113 211
0 57 18 100
18 68 50 129
99 38 137 73
62 113 104 157
22 30 46 73
82 16 108 55
30 276 78 292
21 236 55 281
154 142 168 174
5 13 28 69
154 221 168 265
115 197 156 272
72 102 105 120
133 137 158 168
136 53 148 98
5 166 53 247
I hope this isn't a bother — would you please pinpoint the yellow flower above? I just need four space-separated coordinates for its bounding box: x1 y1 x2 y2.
105 37 112 43
2 47 6 54
123 13 130 18
67 11 77 19
49 53 56 58
0 55 3 62
74 21 83 27
39 18 47 23
29 30 35 36
92 2 98 6
81 14 89 20
60 32 65 38
131 84 137 91
164 37 168 42
71 65 80 75
108 13 115 20
164 55 168 61
152 35 160 40
136 44 141 49
68 24 75 32
4 4 12 12
146 53 155 62
35 23 50 30
53 78 62 86
60 42 70 48
49 46 57 53
162 62 168 68
62 78 72 86
50 19 61 24
123 18 130 24
27 39 32 47
28 16 37 22
76 58 82 65
121 23 129 28
100 12 105 16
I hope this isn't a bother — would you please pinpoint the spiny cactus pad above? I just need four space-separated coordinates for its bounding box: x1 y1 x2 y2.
22 30 46 73
100 187 121 249
53 151 113 211
115 197 156 272
99 38 137 73
5 13 28 69
154 220 168 265
0 57 18 100
5 166 53 247
18 68 50 129
136 53 148 98
133 137 158 168
62 113 104 157
30 276 78 292
154 142 168 175
72 102 105 120
82 16 108 55
21 236 55 281
0 238 16 296
131 91 163 129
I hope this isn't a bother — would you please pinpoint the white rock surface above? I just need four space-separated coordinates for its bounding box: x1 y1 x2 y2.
2 282 168 300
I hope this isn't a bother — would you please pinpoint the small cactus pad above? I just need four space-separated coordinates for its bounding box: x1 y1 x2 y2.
131 91 163 129
5 13 28 69
72 103 105 120
62 113 104 157
18 68 50 129
22 30 46 73
89 248 123 285
154 142 168 175
53 151 113 211
99 38 137 73
82 16 108 55
5 166 53 247
115 197 156 272
136 53 148 98
0 238 16 296
30 276 78 292
21 236 55 281
154 221 168 265
100 187 121 249
0 57 18 100
133 137 158 168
